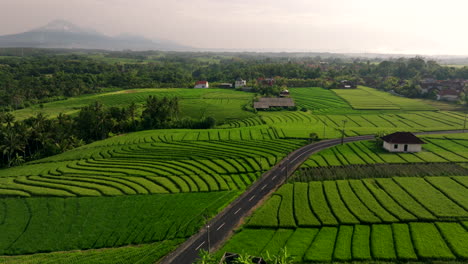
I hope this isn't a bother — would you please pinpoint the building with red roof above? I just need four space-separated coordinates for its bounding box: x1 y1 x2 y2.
194 81 209 89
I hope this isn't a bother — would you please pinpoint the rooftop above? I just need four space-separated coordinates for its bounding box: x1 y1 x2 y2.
381 132 426 144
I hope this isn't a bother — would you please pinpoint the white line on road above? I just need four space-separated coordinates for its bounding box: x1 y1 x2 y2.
261 184 268 190
249 195 256 201
216 223 225 231
272 175 277 180
234 208 242 215
195 241 206 251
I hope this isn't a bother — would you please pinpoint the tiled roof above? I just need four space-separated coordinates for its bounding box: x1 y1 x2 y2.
381 132 426 144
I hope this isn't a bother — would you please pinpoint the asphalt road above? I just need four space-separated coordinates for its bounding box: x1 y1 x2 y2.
159 130 466 264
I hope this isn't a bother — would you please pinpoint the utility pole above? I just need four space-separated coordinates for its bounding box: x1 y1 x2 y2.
323 119 327 139
341 119 348 145
464 112 467 132
207 224 211 253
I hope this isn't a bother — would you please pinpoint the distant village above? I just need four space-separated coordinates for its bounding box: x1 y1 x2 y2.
193 75 467 111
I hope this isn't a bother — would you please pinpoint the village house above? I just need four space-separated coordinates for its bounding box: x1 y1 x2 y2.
381 132 426 153
194 81 209 89
253 97 295 110
235 78 247 88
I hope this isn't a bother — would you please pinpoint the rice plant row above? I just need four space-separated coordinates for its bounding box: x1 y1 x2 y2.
246 178 468 228
295 163 468 182
0 138 306 197
220 221 468 262
302 138 468 168
332 86 437 111
0 239 184 264
0 192 237 256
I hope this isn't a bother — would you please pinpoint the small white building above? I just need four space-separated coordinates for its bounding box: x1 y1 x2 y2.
194 81 209 89
235 78 247 88
381 132 425 153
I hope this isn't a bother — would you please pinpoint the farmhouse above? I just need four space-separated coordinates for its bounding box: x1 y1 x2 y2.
253 97 295 110
235 77 247 88
194 81 209 88
381 132 426 153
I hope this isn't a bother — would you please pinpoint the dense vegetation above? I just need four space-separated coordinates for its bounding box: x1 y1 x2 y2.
1 50 467 111
0 93 221 168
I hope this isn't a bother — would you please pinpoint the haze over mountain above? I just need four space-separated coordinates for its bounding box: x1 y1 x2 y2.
0 20 191 51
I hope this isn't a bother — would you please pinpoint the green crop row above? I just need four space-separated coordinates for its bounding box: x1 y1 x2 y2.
247 177 468 228
220 221 468 262
0 192 236 256
302 138 468 169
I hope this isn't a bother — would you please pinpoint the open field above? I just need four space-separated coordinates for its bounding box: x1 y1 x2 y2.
332 86 438 111
247 179 468 227
0 193 235 256
301 135 468 168
0 239 183 264
289 87 353 113
0 127 306 196
219 132 468 263
220 222 468 262
221 177 468 262
11 88 256 123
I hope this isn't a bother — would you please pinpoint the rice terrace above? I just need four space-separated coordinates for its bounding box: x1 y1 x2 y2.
0 50 467 264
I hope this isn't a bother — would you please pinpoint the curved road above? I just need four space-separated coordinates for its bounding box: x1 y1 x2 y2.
160 130 465 264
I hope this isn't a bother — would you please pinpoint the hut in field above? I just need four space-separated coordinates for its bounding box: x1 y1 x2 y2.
381 132 425 153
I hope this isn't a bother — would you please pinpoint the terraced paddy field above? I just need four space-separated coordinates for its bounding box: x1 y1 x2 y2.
301 134 468 168
332 86 438 111
0 127 307 261
220 177 468 263
218 133 468 263
288 87 353 113
12 88 256 123
258 110 467 139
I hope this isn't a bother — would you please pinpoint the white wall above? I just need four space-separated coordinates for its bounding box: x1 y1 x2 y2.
235 80 246 88
194 83 209 88
383 141 422 152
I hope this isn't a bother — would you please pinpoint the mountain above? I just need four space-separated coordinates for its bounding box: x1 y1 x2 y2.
0 20 191 51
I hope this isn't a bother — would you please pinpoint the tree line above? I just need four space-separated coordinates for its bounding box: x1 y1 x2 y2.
1 52 467 111
0 96 215 168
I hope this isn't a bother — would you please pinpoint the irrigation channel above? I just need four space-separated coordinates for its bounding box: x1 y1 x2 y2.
159 130 466 264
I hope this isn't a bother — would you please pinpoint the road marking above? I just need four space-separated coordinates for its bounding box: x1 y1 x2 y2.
234 208 242 215
272 175 277 180
249 195 256 201
261 184 268 190
216 223 225 231
195 241 205 251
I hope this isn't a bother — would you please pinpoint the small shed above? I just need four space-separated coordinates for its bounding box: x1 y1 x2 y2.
194 81 209 89
253 97 295 110
381 132 426 153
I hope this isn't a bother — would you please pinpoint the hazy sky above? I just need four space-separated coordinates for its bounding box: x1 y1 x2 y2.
1 0 467 55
